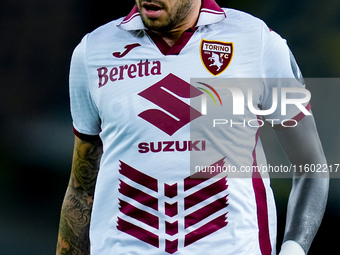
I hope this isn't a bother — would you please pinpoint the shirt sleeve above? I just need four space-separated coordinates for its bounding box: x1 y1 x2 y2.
69 35 101 139
259 23 311 125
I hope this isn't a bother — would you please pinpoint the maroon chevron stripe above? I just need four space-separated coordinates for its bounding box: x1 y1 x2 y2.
185 196 228 228
118 199 159 229
184 157 226 191
165 202 178 217
119 180 158 210
164 183 177 198
117 217 159 248
184 214 228 247
184 178 227 210
165 221 178 236
165 239 178 254
119 161 158 192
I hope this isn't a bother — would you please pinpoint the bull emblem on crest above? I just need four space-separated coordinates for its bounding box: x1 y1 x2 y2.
208 52 224 72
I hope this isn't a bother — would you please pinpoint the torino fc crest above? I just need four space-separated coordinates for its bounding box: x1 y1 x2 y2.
200 40 233 76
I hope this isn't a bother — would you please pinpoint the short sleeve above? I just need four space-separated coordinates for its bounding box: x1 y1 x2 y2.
259 23 311 124
69 35 101 138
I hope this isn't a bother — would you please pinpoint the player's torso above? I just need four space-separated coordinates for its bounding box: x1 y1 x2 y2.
85 13 276 255
86 15 264 164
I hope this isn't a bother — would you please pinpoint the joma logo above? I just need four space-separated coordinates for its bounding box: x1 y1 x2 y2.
117 159 229 254
138 74 203 136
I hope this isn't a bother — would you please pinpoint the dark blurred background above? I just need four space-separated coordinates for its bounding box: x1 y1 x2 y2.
0 0 339 254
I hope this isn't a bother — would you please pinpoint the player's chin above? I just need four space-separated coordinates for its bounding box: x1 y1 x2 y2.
142 16 171 31
145 22 168 32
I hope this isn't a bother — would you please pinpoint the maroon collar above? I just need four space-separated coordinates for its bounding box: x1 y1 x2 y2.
147 28 198 55
117 0 226 55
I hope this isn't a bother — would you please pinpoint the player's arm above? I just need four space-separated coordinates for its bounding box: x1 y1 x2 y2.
56 136 103 255
274 114 329 255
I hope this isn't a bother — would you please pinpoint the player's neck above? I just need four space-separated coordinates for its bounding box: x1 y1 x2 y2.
153 1 201 47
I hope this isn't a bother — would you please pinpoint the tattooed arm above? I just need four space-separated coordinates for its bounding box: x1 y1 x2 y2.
56 136 103 255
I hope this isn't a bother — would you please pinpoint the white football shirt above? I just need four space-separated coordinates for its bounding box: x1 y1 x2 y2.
69 0 310 254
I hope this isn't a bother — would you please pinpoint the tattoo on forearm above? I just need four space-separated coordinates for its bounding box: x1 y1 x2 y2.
57 139 103 255
71 140 102 194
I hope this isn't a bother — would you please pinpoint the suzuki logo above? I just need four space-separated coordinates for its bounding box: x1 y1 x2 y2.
138 74 203 136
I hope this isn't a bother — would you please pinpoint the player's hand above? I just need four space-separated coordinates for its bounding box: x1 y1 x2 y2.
278 241 305 255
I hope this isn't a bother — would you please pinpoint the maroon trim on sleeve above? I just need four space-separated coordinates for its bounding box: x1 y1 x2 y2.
273 102 312 130
73 127 101 142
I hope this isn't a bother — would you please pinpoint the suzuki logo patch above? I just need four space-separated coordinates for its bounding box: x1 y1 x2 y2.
117 159 229 254
200 40 233 76
138 74 203 136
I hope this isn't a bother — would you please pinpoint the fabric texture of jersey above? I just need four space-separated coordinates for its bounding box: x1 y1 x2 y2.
69 0 310 254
